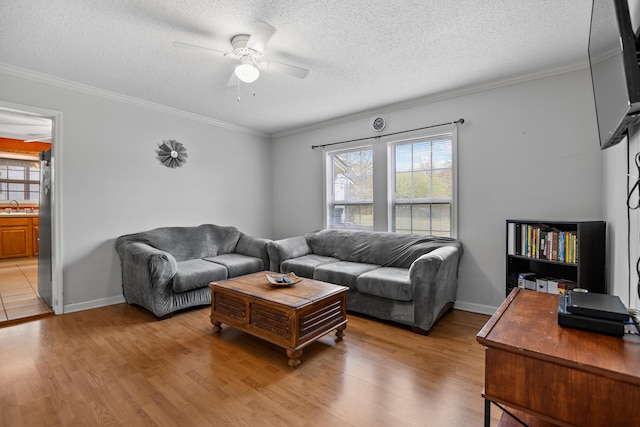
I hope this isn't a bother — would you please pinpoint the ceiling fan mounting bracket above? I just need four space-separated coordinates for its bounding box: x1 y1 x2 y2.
230 34 263 59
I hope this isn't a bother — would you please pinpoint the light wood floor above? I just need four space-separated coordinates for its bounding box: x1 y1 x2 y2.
0 304 501 426
0 258 52 325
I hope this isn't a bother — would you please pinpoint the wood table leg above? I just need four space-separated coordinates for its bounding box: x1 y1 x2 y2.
211 319 222 333
335 324 346 341
286 349 303 367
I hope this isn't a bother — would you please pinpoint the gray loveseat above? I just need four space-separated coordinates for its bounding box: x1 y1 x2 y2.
115 224 270 318
267 229 463 334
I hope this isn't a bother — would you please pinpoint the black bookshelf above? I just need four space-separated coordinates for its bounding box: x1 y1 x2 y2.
505 220 605 297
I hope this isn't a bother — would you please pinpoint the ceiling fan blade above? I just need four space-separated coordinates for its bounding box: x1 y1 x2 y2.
227 71 238 87
172 41 230 58
246 21 275 53
260 60 309 79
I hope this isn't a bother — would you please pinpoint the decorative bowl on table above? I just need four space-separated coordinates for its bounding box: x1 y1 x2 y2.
266 272 302 287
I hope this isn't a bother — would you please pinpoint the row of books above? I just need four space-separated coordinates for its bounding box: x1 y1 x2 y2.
517 273 577 294
508 223 578 264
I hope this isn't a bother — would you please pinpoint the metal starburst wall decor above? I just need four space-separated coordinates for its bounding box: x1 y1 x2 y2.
156 139 188 168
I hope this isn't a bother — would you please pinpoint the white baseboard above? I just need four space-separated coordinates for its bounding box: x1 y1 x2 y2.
63 295 126 314
454 300 498 316
60 295 497 317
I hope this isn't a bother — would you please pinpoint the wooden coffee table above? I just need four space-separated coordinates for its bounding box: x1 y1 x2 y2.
209 272 348 367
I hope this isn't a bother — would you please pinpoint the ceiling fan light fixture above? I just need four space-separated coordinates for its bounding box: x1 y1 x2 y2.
174 21 309 88
234 62 260 83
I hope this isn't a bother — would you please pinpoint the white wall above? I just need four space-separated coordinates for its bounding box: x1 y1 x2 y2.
604 127 640 310
0 65 611 315
271 68 604 313
0 69 272 311
603 0 640 311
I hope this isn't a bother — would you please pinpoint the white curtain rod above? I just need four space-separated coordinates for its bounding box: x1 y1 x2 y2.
311 118 465 150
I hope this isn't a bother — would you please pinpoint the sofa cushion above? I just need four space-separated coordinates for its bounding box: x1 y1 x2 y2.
204 254 264 278
356 267 413 301
118 224 243 262
313 261 380 290
173 259 228 293
306 230 356 261
380 236 463 268
305 229 462 267
281 254 339 278
203 225 244 256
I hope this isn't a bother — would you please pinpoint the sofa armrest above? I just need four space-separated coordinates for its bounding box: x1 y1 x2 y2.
409 245 462 331
115 240 178 317
267 236 311 272
235 234 271 270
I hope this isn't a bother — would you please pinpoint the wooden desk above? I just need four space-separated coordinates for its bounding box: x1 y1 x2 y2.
477 288 640 427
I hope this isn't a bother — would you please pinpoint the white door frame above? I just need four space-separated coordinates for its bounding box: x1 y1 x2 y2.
0 101 63 314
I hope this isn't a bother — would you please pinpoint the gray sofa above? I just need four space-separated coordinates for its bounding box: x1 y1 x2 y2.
115 224 270 318
267 229 463 334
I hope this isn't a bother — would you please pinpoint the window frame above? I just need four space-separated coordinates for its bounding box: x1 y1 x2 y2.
323 144 374 231
0 156 41 205
388 128 458 238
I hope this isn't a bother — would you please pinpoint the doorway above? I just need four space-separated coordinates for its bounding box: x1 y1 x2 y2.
0 258 52 324
0 102 61 322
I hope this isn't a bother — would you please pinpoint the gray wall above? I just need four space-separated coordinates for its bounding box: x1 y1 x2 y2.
0 69 272 312
606 0 640 311
271 68 604 313
604 127 640 310
0 65 610 314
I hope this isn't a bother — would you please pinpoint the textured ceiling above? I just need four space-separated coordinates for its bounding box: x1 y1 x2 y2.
1 0 593 135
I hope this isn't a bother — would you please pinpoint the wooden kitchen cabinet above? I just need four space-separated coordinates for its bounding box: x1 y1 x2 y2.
0 216 38 259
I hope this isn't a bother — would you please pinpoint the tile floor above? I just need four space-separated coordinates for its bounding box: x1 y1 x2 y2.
0 258 53 325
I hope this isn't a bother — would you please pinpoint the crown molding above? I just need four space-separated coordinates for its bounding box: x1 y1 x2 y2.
0 60 590 141
272 60 590 139
0 63 269 138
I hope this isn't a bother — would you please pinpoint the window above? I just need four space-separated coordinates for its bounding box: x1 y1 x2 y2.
0 158 40 202
327 147 373 231
391 132 456 237
322 126 458 236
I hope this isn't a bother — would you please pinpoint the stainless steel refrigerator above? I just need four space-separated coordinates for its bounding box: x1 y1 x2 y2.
38 150 52 307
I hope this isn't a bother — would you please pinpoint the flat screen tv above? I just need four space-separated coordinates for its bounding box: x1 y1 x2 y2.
589 0 640 149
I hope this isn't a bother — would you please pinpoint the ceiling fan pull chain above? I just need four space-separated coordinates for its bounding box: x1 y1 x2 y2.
237 79 241 102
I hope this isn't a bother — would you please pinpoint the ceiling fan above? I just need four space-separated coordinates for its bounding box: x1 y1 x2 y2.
173 21 309 85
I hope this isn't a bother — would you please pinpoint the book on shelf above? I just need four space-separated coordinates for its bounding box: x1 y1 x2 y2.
507 222 578 263
508 223 516 255
558 232 565 262
547 231 555 261
507 223 523 255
